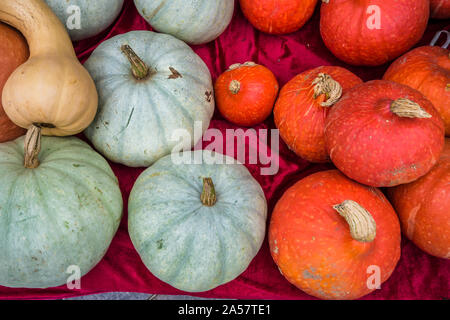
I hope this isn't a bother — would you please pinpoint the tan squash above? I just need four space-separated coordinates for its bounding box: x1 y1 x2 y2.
0 0 98 136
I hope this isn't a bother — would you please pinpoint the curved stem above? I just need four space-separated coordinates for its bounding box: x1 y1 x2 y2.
121 45 150 80
333 200 377 243
390 98 432 119
24 124 41 169
228 61 257 71
312 73 343 107
201 177 217 206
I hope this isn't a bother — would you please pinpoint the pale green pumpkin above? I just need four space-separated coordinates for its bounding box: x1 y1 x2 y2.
44 0 125 41
128 150 267 292
134 0 235 45
84 31 215 167
0 131 122 288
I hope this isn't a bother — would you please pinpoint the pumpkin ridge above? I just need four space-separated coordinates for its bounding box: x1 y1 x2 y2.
163 233 197 284
150 81 197 125
1 170 26 232
138 165 202 193
142 84 171 151
39 157 116 182
39 164 118 222
150 46 188 67
29 169 70 252
138 204 203 252
211 206 260 254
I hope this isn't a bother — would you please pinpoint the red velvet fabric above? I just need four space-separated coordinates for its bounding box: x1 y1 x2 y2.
1 0 448 300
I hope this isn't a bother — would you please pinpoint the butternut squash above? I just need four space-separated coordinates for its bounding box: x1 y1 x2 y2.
0 0 98 136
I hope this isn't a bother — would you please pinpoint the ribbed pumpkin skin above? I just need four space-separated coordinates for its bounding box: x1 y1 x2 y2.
325 80 445 187
214 63 279 127
387 140 450 259
274 66 362 163
430 0 450 18
269 170 401 300
0 23 28 143
240 0 318 35
134 0 234 45
44 0 124 41
0 136 123 288
128 150 267 292
84 31 215 167
320 0 429 66
383 46 450 136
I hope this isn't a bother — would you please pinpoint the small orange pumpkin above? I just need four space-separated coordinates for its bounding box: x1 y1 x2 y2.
0 22 28 142
387 139 450 259
274 66 362 163
214 62 279 127
239 0 318 35
269 170 401 300
383 46 450 136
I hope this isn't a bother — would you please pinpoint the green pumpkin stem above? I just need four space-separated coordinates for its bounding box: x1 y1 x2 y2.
24 124 42 169
121 45 150 80
333 200 376 243
201 177 217 206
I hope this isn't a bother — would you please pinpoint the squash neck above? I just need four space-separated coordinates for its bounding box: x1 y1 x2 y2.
0 0 76 57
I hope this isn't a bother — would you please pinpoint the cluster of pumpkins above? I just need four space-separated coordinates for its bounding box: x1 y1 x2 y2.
0 0 448 300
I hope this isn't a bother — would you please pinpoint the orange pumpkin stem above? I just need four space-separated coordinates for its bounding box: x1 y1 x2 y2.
333 200 377 242
390 98 432 119
201 177 217 206
24 124 41 169
121 44 150 80
312 73 343 107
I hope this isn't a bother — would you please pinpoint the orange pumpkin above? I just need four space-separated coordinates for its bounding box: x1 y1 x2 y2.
387 139 450 259
320 0 429 66
325 80 445 187
274 66 362 163
214 62 279 127
0 22 28 142
239 0 318 35
383 46 450 136
430 0 450 18
269 170 401 300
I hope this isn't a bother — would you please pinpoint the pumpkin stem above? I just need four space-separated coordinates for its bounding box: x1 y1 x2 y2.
390 98 432 118
312 73 343 107
121 45 150 80
333 200 376 243
229 80 241 94
24 124 42 169
228 61 257 71
201 177 217 206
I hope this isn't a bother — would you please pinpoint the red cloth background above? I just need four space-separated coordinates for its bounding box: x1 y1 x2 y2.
1 0 449 300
